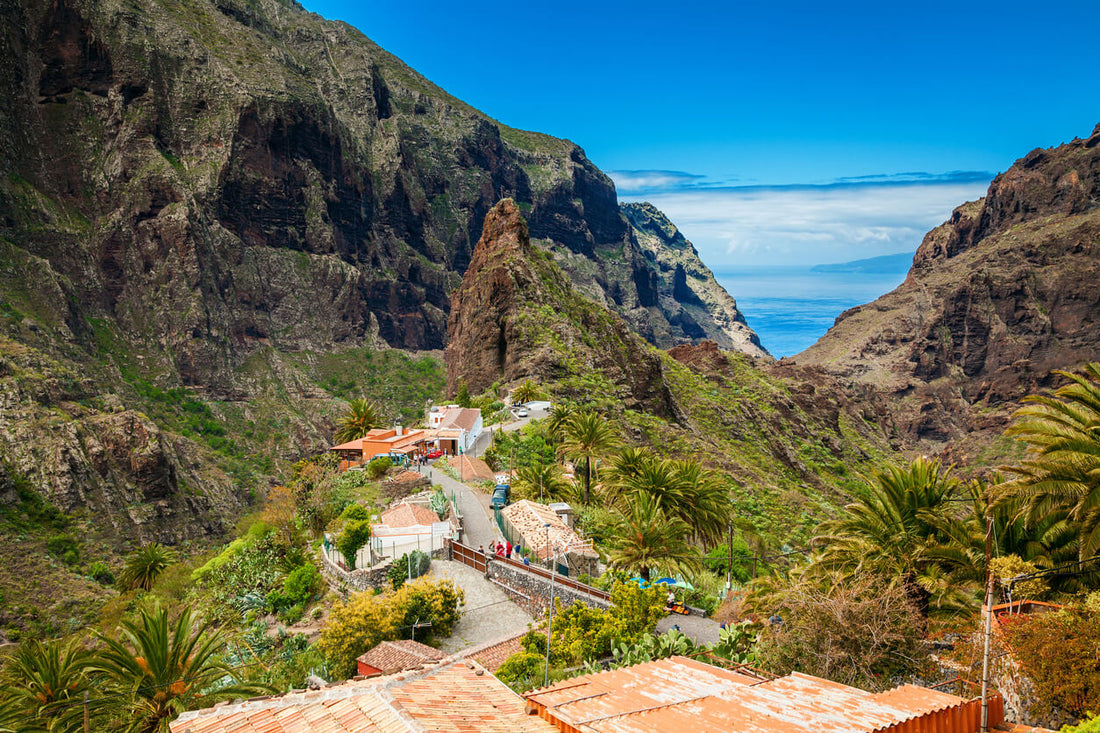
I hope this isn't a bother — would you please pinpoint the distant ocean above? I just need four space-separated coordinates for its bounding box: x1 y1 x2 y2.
715 265 909 358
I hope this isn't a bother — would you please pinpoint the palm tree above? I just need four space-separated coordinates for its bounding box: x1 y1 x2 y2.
514 461 573 504
607 493 702 582
333 398 385 444
118 543 175 592
93 605 271 732
510 379 542 405
813 457 959 614
557 411 620 505
545 400 578 441
603 450 731 546
996 363 1100 561
0 637 95 731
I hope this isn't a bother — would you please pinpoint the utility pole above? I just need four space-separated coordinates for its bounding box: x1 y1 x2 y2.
980 511 994 733
544 530 557 688
83 690 90 733
726 523 734 592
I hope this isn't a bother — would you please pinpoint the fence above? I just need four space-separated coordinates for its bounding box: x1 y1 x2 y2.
447 540 610 603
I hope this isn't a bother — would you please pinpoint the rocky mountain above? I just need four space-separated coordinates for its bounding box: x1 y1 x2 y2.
797 124 1100 463
446 199 894 539
445 199 675 416
622 202 768 357
0 0 764 545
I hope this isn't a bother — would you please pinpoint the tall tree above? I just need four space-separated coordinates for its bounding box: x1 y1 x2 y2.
333 398 385 444
93 606 270 733
607 493 701 582
557 411 620 505
813 457 959 614
997 363 1100 561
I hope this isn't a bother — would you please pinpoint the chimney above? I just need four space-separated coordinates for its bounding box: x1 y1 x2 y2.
396 425 403 436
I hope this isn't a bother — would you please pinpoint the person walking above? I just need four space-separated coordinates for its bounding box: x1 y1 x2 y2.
505 541 512 559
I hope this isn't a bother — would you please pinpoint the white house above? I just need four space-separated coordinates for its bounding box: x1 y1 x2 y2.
427 405 482 453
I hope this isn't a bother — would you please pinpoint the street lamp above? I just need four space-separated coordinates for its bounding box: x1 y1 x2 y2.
543 523 556 688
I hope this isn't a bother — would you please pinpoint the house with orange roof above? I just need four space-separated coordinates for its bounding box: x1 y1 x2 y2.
356 639 445 677
170 658 556 733
524 655 1016 733
331 426 432 470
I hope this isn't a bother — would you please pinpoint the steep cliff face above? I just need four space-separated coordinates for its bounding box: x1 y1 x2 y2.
445 205 893 540
0 0 762 545
797 124 1100 460
622 202 768 357
444 199 675 416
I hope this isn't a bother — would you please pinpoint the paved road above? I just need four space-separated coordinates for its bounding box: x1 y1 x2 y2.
431 560 534 654
469 406 550 458
419 463 500 551
656 613 722 645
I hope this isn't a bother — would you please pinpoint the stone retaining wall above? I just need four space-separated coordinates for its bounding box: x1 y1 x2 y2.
486 558 610 618
320 545 451 595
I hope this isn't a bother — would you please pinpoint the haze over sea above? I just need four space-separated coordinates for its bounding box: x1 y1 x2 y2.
716 265 909 358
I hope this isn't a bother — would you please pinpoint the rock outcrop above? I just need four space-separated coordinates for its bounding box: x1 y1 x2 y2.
797 124 1100 461
623 203 768 358
445 199 675 417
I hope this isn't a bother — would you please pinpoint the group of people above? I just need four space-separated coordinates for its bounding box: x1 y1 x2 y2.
478 541 529 564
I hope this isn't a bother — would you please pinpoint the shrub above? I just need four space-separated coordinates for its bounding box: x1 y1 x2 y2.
366 457 392 479
388 551 431 589
495 651 544 691
1061 713 1100 732
391 576 463 644
88 561 115 585
752 573 925 692
339 503 372 522
284 563 322 604
336 520 372 570
316 578 464 678
47 533 79 565
1003 607 1100 718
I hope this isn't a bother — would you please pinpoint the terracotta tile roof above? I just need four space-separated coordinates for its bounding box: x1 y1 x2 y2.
452 455 495 481
440 407 480 432
331 437 366 451
171 660 556 733
500 500 596 561
388 470 428 485
357 640 445 674
524 655 1004 733
380 501 439 528
456 628 549 673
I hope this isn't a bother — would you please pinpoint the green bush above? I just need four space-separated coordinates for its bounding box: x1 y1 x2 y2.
339 503 372 522
337 520 372 569
284 563 322 603
495 651 544 691
1061 713 1100 732
387 551 431 589
88 561 115 585
366 457 392 478
47 533 79 565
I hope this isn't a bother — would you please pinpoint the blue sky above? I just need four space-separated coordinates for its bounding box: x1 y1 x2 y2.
301 0 1099 265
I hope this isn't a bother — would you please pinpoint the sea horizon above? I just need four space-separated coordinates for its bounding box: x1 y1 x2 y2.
715 265 910 358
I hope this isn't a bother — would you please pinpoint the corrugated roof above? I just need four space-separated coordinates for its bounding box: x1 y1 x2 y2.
171 660 556 733
500 500 596 561
525 656 1000 733
380 501 439 528
357 640 445 674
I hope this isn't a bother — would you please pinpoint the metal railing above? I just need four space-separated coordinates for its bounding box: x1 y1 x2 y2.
448 540 610 602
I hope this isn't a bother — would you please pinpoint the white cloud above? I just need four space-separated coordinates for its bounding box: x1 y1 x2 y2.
627 181 990 267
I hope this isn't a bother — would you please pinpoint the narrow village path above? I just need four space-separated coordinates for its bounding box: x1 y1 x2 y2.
419 464 500 551
430 559 534 654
